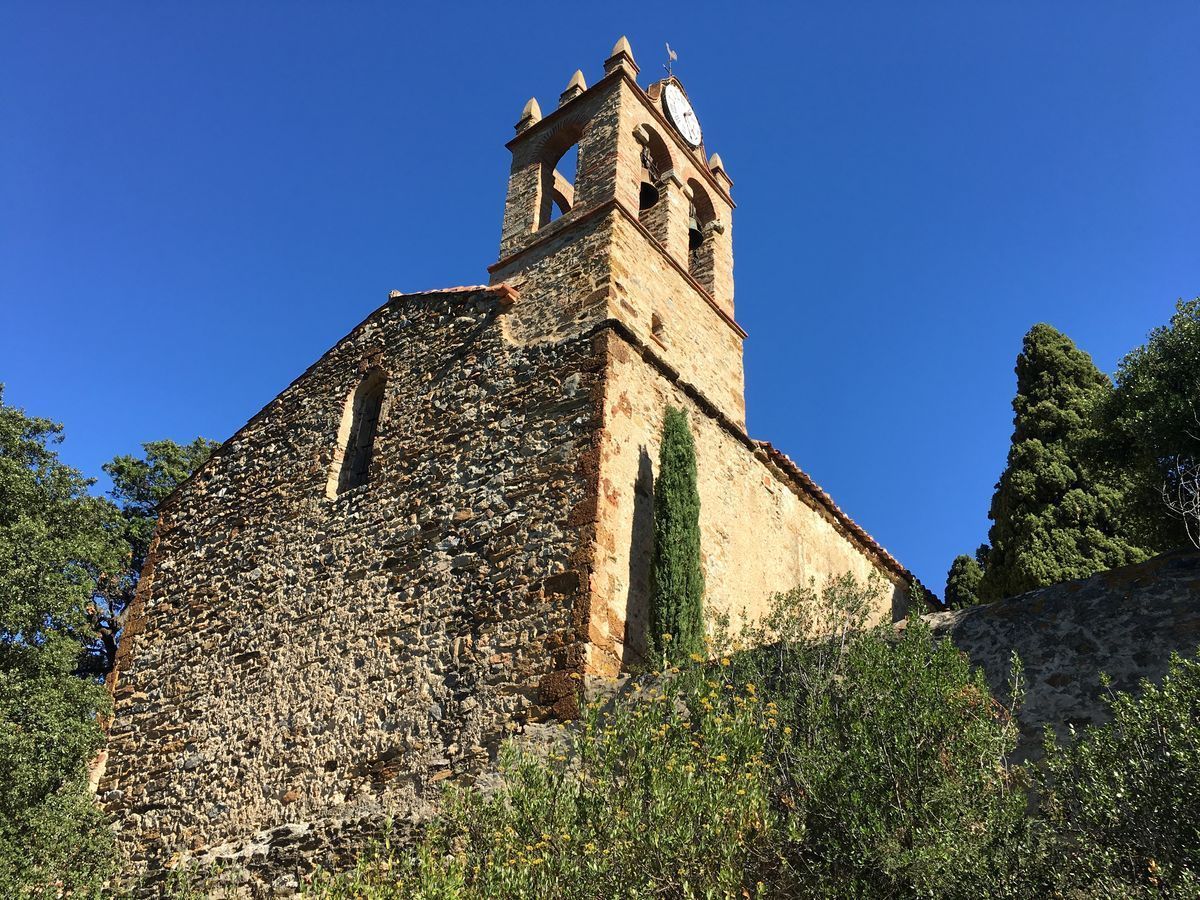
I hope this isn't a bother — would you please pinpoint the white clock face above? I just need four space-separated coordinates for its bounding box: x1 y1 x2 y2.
663 82 702 148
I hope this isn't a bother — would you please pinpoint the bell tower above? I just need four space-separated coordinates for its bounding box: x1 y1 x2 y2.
488 37 746 425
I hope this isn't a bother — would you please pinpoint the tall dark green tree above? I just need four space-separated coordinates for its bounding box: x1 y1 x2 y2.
1106 298 1200 551
81 438 217 678
980 324 1149 602
649 406 704 663
944 550 985 608
0 386 126 895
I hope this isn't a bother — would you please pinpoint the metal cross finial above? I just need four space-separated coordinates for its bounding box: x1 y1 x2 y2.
664 42 678 77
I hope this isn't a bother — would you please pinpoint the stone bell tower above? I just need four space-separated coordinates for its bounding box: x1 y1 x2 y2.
489 37 746 426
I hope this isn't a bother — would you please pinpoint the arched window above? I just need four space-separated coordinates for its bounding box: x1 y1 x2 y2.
686 179 717 294
328 369 386 497
539 123 585 229
635 125 672 246
548 143 577 223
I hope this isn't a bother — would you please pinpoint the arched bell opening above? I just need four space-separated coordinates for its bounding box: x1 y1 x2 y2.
547 143 577 224
635 125 673 246
537 121 586 230
686 178 718 295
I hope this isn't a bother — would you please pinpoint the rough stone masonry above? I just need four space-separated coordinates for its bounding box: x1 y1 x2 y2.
100 38 916 891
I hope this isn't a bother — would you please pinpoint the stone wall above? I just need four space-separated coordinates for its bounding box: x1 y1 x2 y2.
924 549 1200 763
100 287 605 889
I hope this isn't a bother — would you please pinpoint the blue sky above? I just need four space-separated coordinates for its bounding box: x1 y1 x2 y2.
2 2 1197 595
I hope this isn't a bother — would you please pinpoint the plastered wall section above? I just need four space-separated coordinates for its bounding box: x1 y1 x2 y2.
605 210 745 426
588 329 905 675
100 289 603 880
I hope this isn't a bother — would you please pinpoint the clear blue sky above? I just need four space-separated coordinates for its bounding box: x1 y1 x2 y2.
2 2 1197 595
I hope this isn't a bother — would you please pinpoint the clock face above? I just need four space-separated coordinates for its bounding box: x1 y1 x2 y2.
663 82 702 148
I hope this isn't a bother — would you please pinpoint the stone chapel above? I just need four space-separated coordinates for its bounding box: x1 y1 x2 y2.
100 37 917 886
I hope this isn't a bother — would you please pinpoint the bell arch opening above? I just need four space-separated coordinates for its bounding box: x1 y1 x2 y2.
538 122 585 229
635 125 673 246
686 178 717 295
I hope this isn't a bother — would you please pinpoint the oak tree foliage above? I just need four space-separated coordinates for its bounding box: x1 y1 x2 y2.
0 386 125 896
1105 298 1200 550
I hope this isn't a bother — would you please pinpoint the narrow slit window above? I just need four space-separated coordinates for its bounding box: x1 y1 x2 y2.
330 371 386 497
651 312 666 343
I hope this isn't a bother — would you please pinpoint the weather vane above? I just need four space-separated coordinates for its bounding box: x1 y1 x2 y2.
664 42 678 77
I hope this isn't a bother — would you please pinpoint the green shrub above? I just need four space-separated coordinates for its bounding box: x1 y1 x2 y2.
311 661 773 898
1039 653 1200 898
730 576 1034 898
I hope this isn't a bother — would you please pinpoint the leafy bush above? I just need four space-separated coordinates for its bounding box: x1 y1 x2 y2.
312 656 773 897
730 576 1034 898
1039 653 1200 898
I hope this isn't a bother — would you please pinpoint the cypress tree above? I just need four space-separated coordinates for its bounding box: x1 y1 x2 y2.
944 553 984 608
979 324 1149 602
649 406 705 663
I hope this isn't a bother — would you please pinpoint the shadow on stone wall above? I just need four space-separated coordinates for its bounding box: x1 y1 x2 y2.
924 549 1200 763
622 447 654 669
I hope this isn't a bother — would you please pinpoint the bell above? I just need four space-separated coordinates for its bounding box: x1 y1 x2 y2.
639 182 660 211
688 205 704 250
